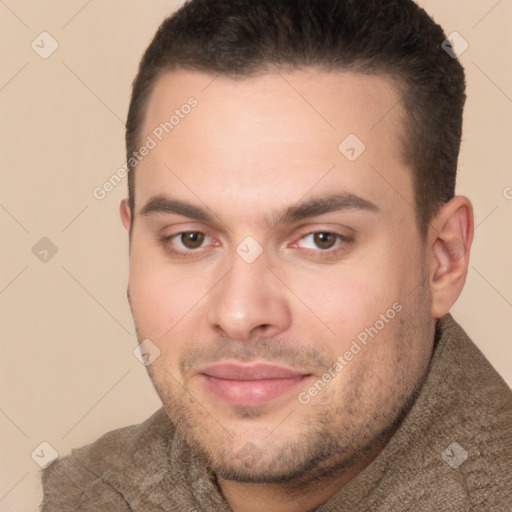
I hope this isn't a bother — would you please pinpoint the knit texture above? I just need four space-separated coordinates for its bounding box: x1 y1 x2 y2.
40 314 512 511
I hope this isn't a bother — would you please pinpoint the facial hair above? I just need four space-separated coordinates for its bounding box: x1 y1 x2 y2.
128 275 435 488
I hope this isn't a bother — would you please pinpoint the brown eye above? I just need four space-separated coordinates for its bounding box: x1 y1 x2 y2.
312 232 337 249
180 231 206 249
159 230 216 257
294 231 351 254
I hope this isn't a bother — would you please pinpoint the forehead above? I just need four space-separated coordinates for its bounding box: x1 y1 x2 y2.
135 68 412 225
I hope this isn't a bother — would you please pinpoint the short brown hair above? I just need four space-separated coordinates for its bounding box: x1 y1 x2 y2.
126 0 466 237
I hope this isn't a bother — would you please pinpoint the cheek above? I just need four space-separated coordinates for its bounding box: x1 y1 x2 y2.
128 244 202 337
287 257 405 340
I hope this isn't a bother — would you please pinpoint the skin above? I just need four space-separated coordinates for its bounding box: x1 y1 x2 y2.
120 68 473 512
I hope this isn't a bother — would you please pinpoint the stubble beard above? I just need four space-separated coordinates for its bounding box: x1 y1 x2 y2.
131 277 435 488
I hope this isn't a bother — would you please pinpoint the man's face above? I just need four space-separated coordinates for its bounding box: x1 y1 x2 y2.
123 69 436 483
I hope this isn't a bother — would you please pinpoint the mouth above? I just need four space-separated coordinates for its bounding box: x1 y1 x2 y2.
197 361 312 407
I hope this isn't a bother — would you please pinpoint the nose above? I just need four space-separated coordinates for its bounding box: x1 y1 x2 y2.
206 251 292 341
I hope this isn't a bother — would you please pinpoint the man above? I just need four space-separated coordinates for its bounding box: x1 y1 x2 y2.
41 0 512 510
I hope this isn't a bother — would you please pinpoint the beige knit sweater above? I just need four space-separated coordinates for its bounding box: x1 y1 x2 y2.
40 314 512 511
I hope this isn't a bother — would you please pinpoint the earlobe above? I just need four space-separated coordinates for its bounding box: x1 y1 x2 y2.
428 196 474 318
120 200 132 231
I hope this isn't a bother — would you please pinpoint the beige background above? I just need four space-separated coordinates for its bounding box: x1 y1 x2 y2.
1 1 511 510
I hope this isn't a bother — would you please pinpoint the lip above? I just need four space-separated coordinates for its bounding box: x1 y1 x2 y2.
198 362 311 407
200 362 306 380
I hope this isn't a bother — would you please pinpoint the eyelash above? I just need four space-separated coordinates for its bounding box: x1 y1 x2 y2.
288 232 353 261
159 230 353 259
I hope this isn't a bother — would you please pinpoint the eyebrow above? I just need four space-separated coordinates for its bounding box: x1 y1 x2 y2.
139 192 380 227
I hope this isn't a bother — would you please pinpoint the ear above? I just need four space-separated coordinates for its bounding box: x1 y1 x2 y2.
120 199 132 232
428 195 474 318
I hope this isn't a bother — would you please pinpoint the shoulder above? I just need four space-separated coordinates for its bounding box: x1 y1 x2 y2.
434 314 512 418
400 314 512 509
40 408 174 511
436 315 512 507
